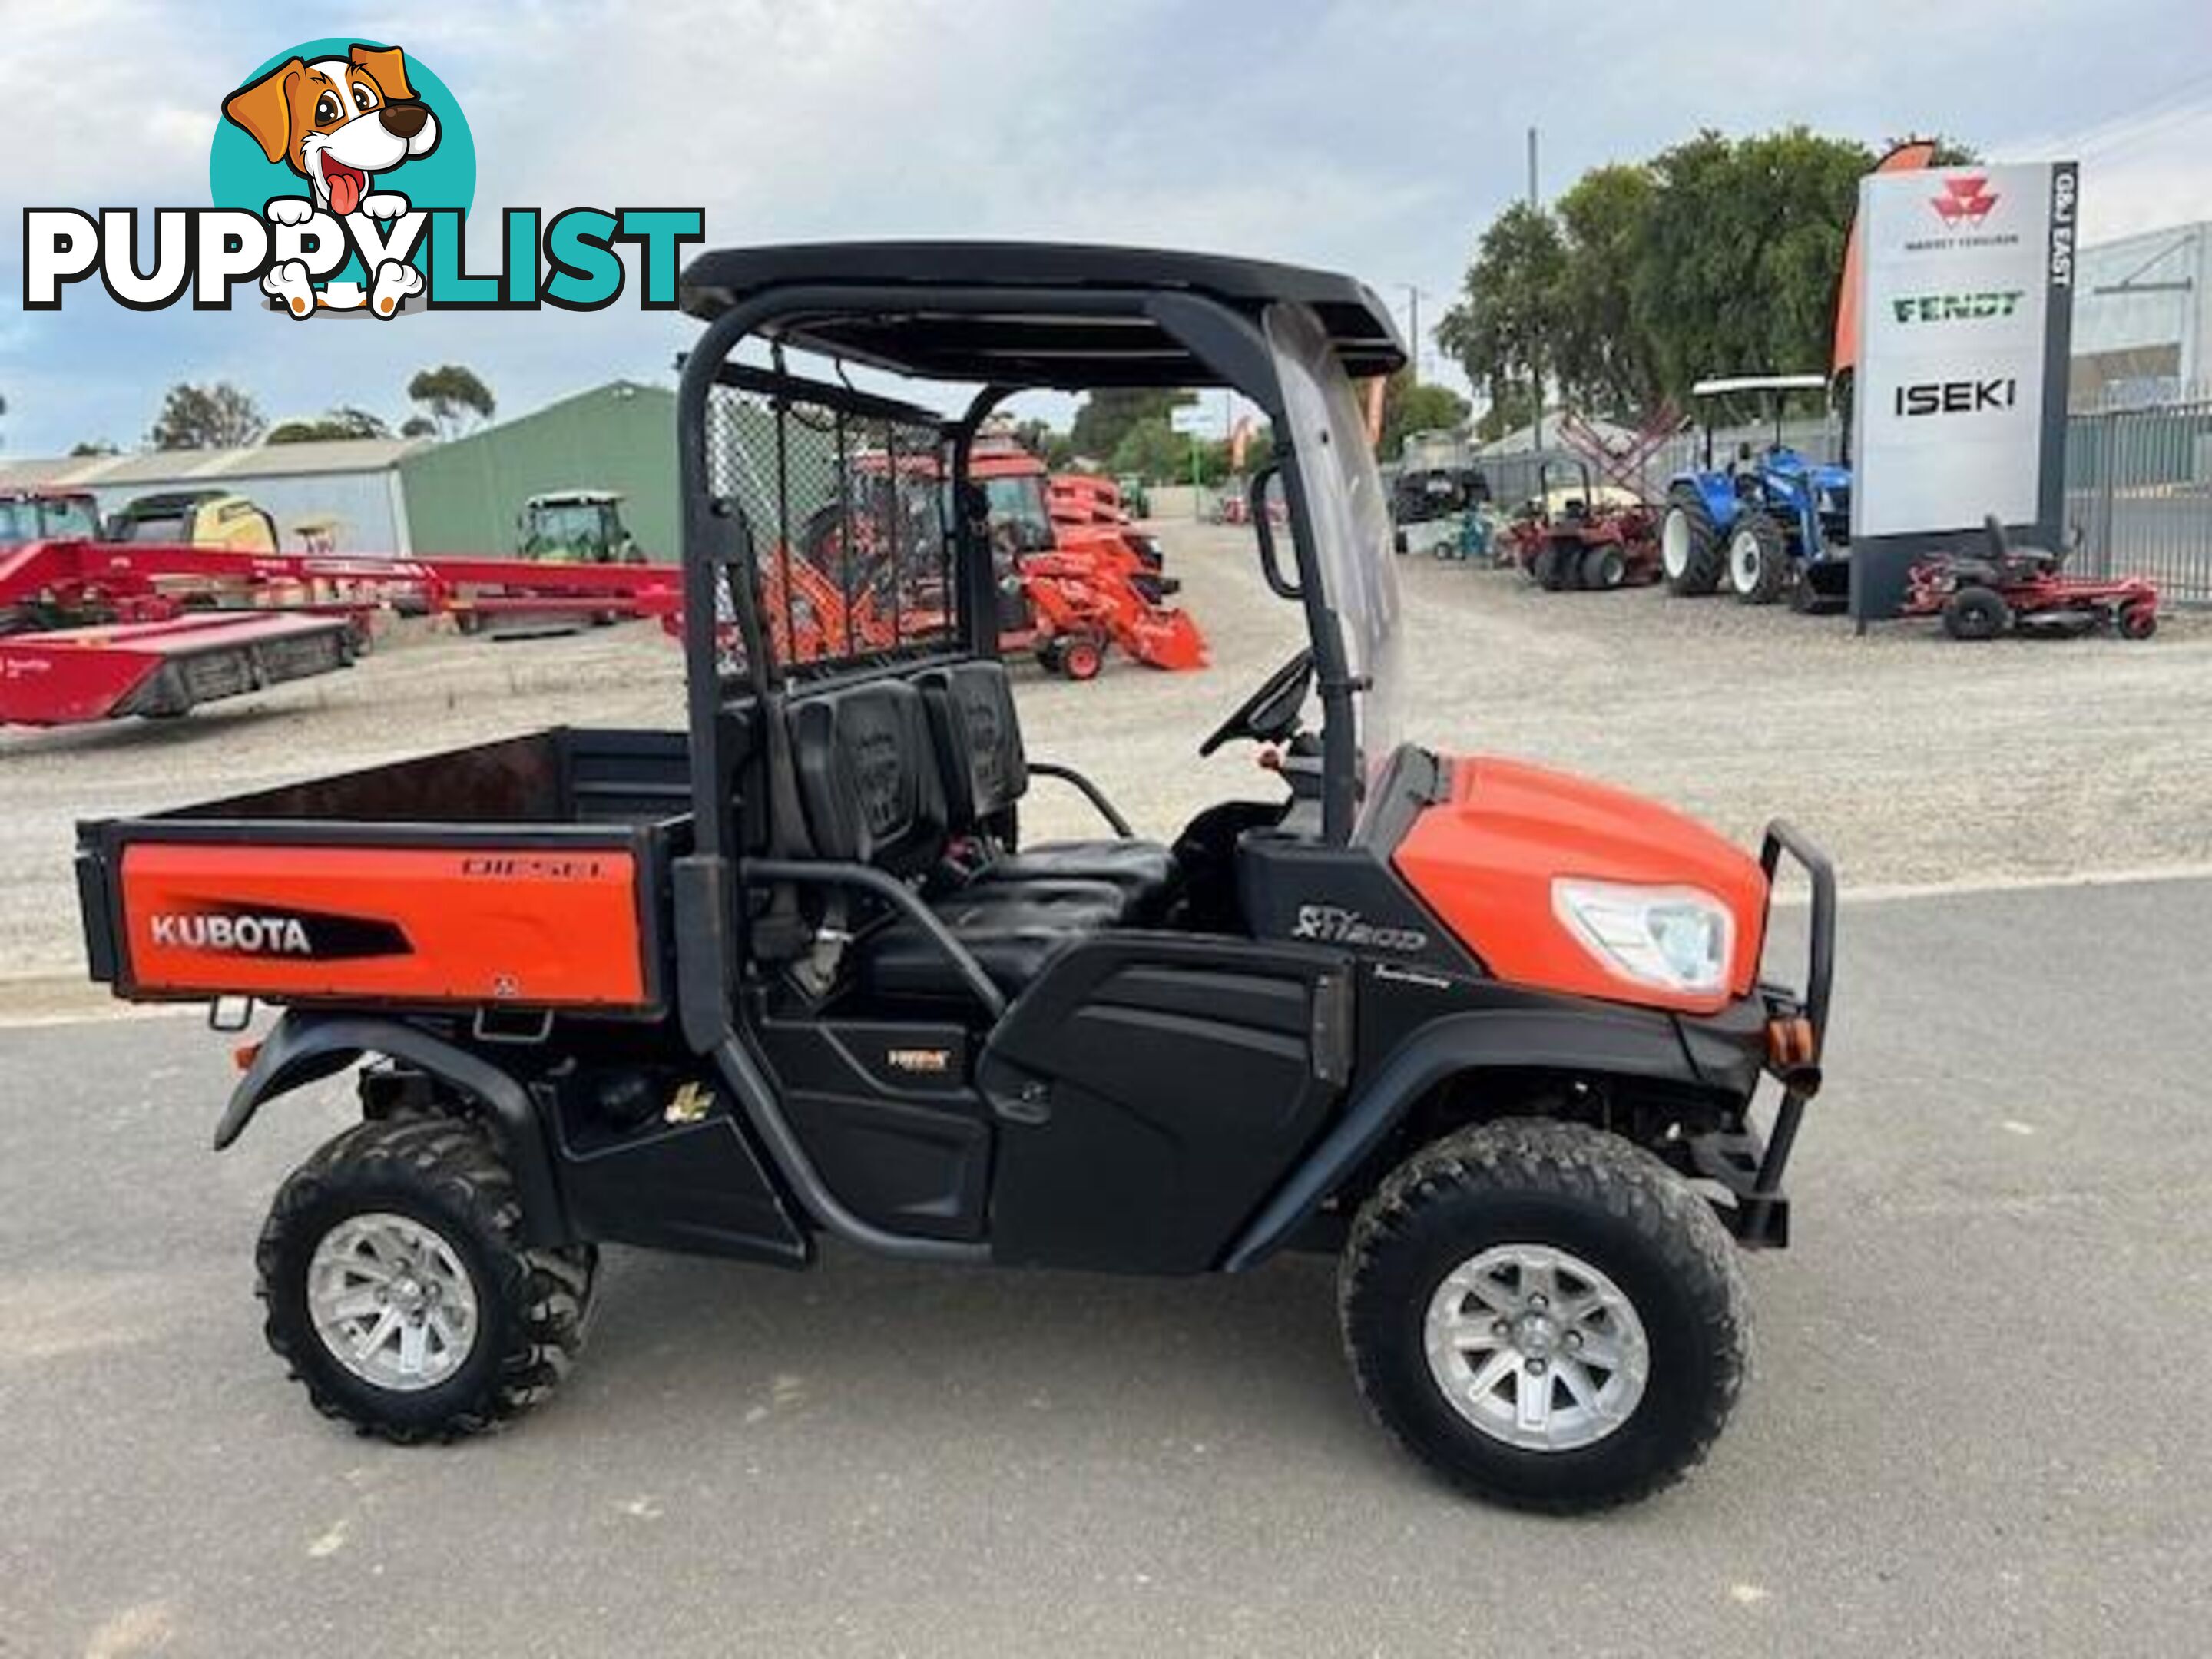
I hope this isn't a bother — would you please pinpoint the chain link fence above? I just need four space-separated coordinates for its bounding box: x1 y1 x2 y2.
704 383 957 680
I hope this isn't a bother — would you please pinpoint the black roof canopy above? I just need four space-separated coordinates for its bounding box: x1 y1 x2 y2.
677 241 1406 388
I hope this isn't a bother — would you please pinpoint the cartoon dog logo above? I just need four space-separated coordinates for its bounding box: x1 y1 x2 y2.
222 44 438 317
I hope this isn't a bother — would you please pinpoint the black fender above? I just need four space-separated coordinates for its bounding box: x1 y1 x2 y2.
1220 999 1734 1272
217 1011 569 1247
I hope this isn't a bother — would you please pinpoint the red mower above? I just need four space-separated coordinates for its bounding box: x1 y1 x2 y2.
1503 460 1661 592
1903 515 2159 642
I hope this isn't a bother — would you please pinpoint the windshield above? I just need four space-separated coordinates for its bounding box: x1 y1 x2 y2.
0 497 100 545
0 501 41 546
982 475 1052 552
1262 302 1406 786
525 503 615 557
111 510 190 543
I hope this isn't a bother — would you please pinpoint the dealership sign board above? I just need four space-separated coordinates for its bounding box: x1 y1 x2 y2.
1849 161 2078 617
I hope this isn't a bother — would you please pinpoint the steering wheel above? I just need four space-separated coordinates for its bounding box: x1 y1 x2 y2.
1199 648 1314 757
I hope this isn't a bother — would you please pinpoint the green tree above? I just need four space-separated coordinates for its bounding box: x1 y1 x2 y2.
149 382 265 449
265 406 391 444
1069 389 1190 462
1473 385 1540 443
1552 164 1664 414
406 365 496 438
1108 416 1194 484
1436 204 1565 441
1628 127 1873 397
1010 417 1046 456
70 439 119 457
399 414 438 439
1377 369 1471 461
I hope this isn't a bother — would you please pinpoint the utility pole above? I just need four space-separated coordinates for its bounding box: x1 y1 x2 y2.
1404 284 1422 384
1527 126 1542 451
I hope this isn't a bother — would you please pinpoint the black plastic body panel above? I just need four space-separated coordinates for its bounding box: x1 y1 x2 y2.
757 1018 989 1241
979 934 1350 1273
1237 831 1482 979
1221 974 1768 1270
554 1083 810 1267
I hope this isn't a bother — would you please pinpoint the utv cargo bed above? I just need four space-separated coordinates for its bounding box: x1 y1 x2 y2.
75 728 690 1015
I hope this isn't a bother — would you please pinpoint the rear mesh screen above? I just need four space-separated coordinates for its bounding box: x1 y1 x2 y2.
704 383 956 682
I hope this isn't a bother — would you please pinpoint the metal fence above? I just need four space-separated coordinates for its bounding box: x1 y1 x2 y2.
1466 400 2212 604
2064 396 2212 601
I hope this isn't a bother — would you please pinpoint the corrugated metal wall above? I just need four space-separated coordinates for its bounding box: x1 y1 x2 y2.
84 469 406 555
397 382 681 561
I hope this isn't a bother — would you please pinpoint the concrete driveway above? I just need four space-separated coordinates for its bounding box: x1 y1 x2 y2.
2 875 2207 1657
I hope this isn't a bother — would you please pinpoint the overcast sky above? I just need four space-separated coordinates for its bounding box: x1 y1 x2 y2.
2 0 2207 456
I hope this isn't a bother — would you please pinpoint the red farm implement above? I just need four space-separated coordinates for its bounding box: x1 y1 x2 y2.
0 538 682 727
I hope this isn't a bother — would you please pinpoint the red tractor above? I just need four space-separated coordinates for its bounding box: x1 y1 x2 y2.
968 442 1206 677
1902 515 2159 641
1503 460 1661 592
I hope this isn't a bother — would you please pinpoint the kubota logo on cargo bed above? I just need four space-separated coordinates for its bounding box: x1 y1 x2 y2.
152 912 312 954
146 906 411 959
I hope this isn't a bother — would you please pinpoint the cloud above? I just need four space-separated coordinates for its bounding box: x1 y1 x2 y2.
2 0 2209 455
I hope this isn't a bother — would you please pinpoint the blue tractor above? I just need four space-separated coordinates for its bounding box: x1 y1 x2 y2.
1658 375 1853 608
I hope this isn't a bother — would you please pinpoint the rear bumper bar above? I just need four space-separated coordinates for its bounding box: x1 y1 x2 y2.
1695 820 1836 1248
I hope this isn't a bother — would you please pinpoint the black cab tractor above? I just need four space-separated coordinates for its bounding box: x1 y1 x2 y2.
75 243 1833 1513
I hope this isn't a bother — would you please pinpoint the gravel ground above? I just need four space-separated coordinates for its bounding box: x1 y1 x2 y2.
5 522 2209 1014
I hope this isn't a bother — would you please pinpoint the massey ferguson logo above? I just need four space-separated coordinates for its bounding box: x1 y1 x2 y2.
1932 175 1999 228
1906 174 2020 253
1895 377 2018 416
151 912 312 955
1291 904 1427 952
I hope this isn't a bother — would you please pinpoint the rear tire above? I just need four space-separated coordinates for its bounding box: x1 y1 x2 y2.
1727 512 1790 604
1660 488 1723 596
257 1116 596 1443
1581 545 1628 591
1339 1118 1747 1513
1531 545 1564 591
1942 585 2012 641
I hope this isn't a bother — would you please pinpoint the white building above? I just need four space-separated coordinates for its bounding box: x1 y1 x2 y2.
2071 221 2210 406
0 439 424 555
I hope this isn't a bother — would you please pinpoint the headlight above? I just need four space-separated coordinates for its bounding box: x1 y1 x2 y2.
1551 879 1734 995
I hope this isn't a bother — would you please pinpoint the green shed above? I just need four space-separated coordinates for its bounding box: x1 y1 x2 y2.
397 381 681 561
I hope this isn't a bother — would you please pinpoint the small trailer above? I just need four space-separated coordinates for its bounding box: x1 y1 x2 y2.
0 538 684 727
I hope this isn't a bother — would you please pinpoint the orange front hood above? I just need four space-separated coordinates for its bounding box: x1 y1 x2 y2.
1392 756 1768 1014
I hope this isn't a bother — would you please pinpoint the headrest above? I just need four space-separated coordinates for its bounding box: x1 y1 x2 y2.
789 680 946 872
917 661 1029 825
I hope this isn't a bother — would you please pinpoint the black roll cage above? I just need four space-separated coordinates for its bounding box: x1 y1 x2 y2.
672 278 1376 903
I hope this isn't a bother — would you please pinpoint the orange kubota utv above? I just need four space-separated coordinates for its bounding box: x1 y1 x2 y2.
77 243 1832 1512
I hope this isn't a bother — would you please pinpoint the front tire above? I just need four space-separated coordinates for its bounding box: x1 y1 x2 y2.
1727 512 1790 604
1339 1118 1747 1512
1660 488 1723 596
257 1116 596 1443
